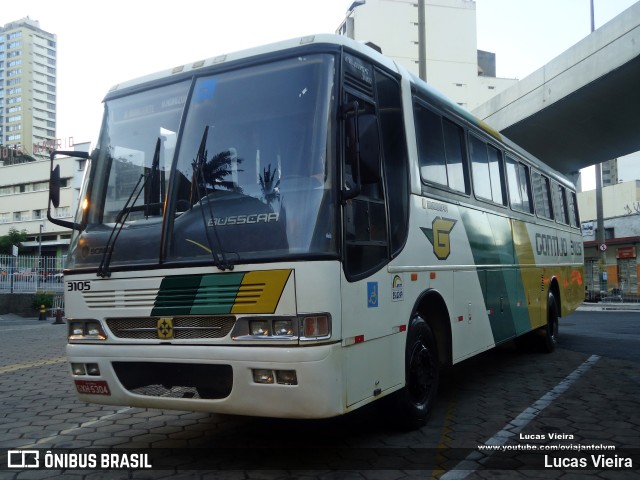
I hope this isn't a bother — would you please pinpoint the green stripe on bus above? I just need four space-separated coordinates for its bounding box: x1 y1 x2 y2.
152 273 245 315
460 210 531 343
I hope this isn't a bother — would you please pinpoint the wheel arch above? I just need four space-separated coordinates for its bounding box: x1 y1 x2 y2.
410 289 452 367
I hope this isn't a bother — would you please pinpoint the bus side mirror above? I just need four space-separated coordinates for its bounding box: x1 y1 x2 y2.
49 164 61 208
47 150 90 230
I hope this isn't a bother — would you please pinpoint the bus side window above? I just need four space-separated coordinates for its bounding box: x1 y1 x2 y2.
506 156 533 213
568 191 580 227
414 103 468 193
553 182 570 224
532 170 554 220
469 134 505 205
415 104 447 186
342 92 388 279
376 70 409 256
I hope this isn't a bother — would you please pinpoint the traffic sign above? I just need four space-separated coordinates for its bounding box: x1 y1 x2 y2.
599 243 607 252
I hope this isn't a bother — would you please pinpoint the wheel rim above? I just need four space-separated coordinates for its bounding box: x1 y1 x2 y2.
407 340 432 405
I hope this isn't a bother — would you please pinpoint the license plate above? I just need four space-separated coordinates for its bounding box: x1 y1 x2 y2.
75 380 111 396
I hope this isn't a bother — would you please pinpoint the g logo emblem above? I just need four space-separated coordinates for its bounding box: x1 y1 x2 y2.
421 217 457 260
157 318 174 339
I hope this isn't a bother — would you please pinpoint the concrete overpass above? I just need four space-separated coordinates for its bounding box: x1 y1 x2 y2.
472 1 640 175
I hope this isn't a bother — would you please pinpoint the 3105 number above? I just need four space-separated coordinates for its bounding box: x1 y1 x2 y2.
67 281 91 292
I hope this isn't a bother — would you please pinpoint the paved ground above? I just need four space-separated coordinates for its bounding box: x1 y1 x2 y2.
0 309 638 479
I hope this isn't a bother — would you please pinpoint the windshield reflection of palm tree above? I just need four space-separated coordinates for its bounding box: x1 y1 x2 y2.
259 164 281 206
200 150 244 194
189 147 243 271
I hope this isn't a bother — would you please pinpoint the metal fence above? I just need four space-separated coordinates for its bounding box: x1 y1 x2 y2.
0 254 66 294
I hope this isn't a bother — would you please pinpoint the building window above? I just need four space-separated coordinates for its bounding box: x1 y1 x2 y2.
605 227 614 240
55 207 71 218
13 210 29 221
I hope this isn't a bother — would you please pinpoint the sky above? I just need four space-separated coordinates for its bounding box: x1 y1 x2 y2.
2 0 638 188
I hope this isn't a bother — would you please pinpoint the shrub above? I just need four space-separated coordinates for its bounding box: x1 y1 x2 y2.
33 291 54 310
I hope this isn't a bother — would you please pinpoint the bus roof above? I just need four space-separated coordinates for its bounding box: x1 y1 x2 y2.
105 34 397 97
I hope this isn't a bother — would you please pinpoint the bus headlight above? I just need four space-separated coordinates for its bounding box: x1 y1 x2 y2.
68 319 107 341
273 319 294 336
249 320 270 336
232 314 331 343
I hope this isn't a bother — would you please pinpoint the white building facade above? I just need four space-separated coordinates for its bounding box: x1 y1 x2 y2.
0 143 88 256
337 0 517 109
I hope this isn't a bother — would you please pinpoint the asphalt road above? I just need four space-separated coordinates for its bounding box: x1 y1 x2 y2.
561 309 640 363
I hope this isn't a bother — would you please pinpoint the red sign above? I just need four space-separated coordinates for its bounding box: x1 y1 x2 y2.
617 246 636 259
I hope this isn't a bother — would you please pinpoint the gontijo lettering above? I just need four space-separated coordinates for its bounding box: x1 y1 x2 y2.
535 233 583 257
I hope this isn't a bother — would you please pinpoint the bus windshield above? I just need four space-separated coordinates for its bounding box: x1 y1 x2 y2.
68 54 337 270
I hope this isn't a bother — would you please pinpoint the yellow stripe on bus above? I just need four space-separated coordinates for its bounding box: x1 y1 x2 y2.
231 269 292 314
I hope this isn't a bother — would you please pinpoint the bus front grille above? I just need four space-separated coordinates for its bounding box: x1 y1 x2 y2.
106 316 235 339
112 362 232 399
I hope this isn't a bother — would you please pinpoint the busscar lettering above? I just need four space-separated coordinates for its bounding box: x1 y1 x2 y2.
209 212 279 226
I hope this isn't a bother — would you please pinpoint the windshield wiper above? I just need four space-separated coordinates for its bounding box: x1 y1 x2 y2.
97 138 161 278
191 126 234 271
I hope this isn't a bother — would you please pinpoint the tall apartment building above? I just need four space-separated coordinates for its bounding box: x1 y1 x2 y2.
0 17 69 256
0 17 57 164
337 0 517 110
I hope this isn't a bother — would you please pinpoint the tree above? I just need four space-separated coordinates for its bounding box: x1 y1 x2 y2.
0 227 27 255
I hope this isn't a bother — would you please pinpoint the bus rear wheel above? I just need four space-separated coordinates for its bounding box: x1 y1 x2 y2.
391 315 439 430
539 292 559 353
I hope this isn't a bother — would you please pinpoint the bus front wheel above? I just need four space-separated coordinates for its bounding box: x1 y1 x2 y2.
392 315 439 430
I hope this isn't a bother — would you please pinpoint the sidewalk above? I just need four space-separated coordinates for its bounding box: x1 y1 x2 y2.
0 312 66 324
578 301 640 312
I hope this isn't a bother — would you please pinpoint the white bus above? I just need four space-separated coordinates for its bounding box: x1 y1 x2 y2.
49 34 584 429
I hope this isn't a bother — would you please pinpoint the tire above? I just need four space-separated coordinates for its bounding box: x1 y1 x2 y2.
391 315 439 430
539 292 559 353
